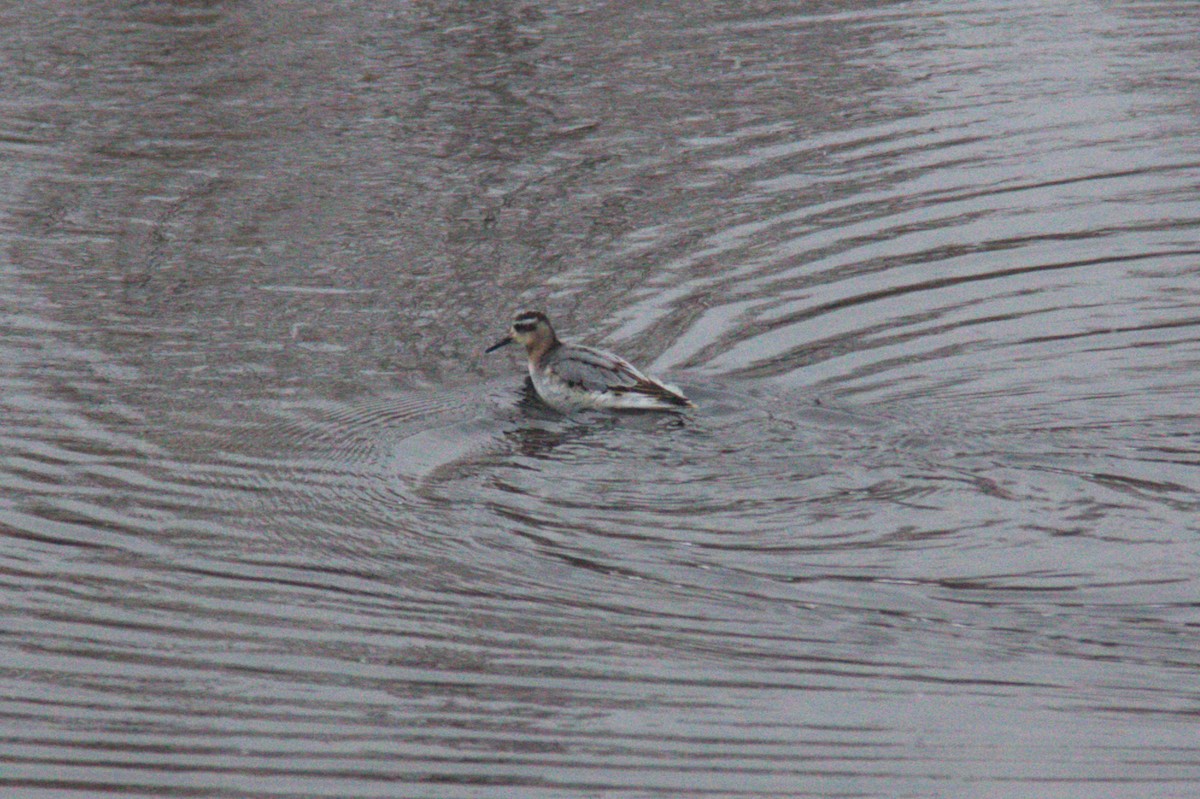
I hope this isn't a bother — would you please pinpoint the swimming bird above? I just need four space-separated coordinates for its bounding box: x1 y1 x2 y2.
486 311 693 411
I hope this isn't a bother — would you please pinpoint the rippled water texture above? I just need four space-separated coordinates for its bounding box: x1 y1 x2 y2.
3 1 1200 797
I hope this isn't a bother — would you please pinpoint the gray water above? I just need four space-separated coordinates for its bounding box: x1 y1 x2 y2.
3 2 1200 797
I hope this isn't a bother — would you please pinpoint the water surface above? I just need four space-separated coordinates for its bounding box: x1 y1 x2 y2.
2 1 1199 797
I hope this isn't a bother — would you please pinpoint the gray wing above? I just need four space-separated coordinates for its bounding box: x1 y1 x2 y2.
547 345 691 407
545 346 646 393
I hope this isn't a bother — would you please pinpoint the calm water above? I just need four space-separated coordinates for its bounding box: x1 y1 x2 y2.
3 1 1200 797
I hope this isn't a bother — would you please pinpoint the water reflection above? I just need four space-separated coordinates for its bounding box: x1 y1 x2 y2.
3 1 1200 797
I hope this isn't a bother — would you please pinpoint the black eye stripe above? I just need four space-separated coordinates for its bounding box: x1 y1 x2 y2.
513 322 538 332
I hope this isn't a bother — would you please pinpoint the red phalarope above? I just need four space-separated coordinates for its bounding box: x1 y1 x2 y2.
486 311 693 412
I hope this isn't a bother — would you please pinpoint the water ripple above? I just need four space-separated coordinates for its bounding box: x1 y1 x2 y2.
4 0 1200 796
